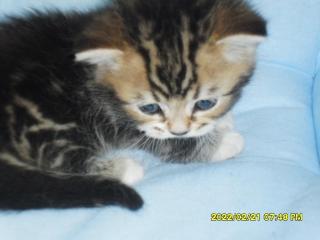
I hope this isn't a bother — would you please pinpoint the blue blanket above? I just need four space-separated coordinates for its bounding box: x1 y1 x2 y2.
1 0 320 239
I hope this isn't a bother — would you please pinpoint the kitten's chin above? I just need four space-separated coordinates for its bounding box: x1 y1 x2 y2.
145 132 209 140
142 125 216 140
189 123 217 138
142 131 172 140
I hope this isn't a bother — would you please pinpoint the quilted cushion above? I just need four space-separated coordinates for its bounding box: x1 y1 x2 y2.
313 57 320 160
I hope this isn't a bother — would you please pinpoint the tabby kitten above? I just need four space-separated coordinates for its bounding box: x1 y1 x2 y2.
0 0 266 210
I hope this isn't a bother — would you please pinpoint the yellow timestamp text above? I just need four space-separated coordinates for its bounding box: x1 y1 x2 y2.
211 213 303 222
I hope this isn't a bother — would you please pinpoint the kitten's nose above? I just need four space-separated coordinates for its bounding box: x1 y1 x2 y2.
170 131 188 136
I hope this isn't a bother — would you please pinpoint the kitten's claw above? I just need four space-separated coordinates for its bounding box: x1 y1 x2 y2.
211 131 244 161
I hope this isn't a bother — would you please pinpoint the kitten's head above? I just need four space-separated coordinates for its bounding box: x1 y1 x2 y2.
76 0 266 139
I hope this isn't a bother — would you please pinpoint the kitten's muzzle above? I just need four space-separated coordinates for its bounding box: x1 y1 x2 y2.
170 131 189 136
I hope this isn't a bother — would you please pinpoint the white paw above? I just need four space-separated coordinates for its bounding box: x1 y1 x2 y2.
120 158 144 186
212 131 244 161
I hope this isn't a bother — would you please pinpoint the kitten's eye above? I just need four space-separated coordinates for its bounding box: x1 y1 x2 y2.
139 103 161 115
194 99 217 111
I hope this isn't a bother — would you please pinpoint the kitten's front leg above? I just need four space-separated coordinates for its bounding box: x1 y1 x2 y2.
86 155 144 186
211 113 244 161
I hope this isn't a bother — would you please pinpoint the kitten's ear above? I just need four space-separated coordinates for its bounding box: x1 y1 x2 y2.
75 48 123 70
216 34 265 62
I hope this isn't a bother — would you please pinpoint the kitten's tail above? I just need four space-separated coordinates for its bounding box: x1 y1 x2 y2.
0 161 143 210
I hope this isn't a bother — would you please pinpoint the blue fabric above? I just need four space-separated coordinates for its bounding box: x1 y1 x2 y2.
314 55 320 159
1 0 320 239
0 0 103 17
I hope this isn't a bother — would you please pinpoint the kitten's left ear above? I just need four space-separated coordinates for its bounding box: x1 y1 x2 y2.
75 48 123 71
216 34 266 62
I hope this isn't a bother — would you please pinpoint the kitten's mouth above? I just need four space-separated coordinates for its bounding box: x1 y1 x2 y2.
139 126 211 139
143 130 194 140
170 131 189 137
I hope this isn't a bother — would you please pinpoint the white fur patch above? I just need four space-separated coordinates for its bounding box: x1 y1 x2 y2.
216 112 234 131
75 48 123 70
120 158 144 186
211 131 244 161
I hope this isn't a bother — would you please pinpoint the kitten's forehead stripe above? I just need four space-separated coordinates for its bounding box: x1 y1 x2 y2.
194 86 200 100
150 82 170 99
137 46 169 99
151 91 160 102
136 18 199 97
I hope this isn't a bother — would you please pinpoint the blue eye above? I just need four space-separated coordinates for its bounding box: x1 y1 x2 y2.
139 103 161 114
195 99 217 111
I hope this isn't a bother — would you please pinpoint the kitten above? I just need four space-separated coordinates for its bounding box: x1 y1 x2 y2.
0 0 266 210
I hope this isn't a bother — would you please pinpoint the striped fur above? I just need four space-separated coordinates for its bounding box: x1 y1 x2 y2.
0 0 266 210
78 0 266 139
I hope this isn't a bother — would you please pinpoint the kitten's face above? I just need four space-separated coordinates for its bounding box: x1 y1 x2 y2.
115 44 249 139
78 35 259 139
76 0 266 139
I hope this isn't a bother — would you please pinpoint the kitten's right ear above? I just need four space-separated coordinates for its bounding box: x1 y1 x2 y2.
216 34 266 62
75 48 124 71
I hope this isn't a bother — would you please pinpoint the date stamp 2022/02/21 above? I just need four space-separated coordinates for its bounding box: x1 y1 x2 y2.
211 213 304 222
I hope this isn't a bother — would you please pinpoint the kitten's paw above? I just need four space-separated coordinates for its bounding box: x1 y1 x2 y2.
88 157 144 186
211 131 244 161
120 158 144 186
